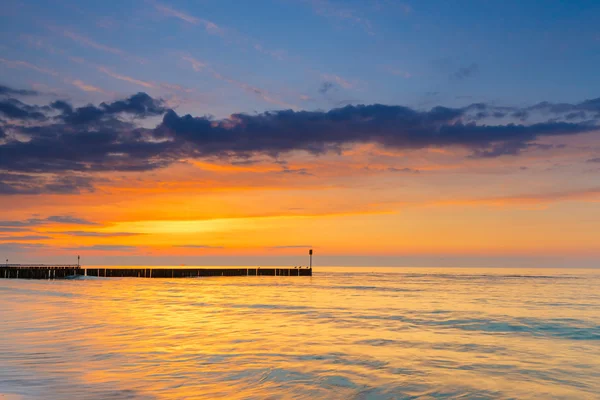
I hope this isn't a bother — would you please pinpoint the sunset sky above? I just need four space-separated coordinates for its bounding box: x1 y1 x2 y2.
1 0 599 267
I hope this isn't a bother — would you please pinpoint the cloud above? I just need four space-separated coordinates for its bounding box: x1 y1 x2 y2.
384 67 412 78
0 227 31 233
278 167 312 176
269 245 312 249
182 57 296 108
158 105 595 158
319 81 336 94
0 235 51 241
155 3 223 35
433 187 600 208
53 92 166 125
0 92 598 190
62 245 137 251
388 167 420 173
0 243 47 252
71 80 105 93
0 98 47 121
0 174 94 195
0 215 96 227
321 73 353 89
46 216 97 225
306 0 374 35
50 231 140 237
0 84 39 97
61 29 124 56
451 63 479 80
0 58 58 76
587 157 600 163
174 245 224 249
97 67 155 88
181 56 206 72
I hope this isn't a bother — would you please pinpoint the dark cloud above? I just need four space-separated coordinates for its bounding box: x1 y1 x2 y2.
62 245 137 251
0 215 96 227
451 63 478 80
52 231 141 237
0 92 598 195
512 110 528 120
0 98 47 120
174 245 224 249
0 243 47 252
46 216 97 225
319 81 336 94
160 105 595 158
269 245 312 249
279 167 312 176
0 173 94 195
230 159 259 166
565 111 587 120
0 227 31 232
388 167 420 173
587 157 600 163
0 84 39 97
54 92 166 125
528 97 600 118
0 235 51 241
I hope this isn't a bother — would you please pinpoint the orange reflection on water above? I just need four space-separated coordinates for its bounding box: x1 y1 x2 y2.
1 267 599 399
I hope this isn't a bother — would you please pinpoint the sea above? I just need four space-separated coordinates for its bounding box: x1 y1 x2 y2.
1 267 599 399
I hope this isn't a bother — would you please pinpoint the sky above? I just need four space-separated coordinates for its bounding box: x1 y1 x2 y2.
1 0 600 267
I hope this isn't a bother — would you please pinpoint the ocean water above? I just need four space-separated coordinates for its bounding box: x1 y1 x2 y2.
1 267 599 399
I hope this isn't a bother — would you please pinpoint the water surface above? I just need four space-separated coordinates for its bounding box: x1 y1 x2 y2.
1 267 599 399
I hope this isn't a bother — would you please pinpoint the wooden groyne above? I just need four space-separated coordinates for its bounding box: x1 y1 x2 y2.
0 265 312 280
1 264 80 279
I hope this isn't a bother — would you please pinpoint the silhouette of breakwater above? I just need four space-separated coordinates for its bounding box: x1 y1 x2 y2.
0 265 312 279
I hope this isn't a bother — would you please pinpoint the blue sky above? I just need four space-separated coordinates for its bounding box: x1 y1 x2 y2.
3 0 600 117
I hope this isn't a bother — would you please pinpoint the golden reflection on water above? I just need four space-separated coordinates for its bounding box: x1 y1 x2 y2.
1 267 599 399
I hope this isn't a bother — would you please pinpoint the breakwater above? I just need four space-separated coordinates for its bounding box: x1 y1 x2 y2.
0 265 312 279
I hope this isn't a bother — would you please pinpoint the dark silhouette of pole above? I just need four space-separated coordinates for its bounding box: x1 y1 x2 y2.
77 255 80 267
309 249 313 268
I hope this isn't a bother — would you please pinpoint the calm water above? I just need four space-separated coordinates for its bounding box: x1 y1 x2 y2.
1 267 599 399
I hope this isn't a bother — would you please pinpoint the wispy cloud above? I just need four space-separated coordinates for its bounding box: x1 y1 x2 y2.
0 235 51 241
431 187 600 208
304 0 374 35
181 55 206 72
182 56 297 108
372 0 412 14
268 245 312 249
173 245 225 249
451 63 479 80
62 244 137 252
0 216 97 227
384 66 412 79
50 231 141 237
20 34 64 55
61 29 124 55
0 58 58 76
320 73 354 89
57 28 146 64
97 66 156 88
71 79 106 93
387 167 420 173
155 3 223 35
214 72 297 109
253 44 287 61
